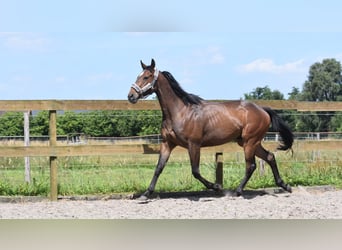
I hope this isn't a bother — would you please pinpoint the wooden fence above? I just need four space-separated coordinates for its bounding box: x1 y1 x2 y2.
1 100 342 200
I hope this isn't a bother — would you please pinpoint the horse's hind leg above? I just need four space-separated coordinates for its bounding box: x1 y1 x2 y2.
255 145 292 193
236 143 257 196
188 143 222 191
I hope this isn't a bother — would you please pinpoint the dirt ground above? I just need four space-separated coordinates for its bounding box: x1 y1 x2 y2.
0 185 341 219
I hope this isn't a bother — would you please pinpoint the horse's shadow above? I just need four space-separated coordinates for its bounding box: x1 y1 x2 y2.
133 188 286 202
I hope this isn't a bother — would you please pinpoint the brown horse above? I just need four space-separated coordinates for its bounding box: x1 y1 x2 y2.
128 59 294 198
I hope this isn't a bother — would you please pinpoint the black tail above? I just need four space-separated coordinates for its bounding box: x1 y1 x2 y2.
263 107 294 151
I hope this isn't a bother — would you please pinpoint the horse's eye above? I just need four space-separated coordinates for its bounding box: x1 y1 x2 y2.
143 76 149 80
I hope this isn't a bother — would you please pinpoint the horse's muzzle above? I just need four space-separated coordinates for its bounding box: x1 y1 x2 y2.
128 93 138 104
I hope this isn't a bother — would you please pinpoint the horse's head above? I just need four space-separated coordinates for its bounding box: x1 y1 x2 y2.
128 58 159 104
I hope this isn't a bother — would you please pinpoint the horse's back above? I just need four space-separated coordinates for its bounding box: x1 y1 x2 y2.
221 100 269 118
200 100 270 144
205 100 268 119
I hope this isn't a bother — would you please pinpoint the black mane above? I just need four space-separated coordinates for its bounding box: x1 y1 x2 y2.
161 71 203 105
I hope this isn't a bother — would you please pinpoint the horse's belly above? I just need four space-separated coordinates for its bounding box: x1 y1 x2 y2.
201 132 240 147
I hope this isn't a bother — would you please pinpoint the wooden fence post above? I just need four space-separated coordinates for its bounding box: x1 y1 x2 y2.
49 110 58 201
215 152 223 186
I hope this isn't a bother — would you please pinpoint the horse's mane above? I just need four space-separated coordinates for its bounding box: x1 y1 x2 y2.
161 71 203 105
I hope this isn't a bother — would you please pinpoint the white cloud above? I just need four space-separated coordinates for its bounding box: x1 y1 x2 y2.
205 46 225 64
192 46 225 65
1 33 49 51
335 53 342 61
237 58 305 74
12 75 32 82
171 46 225 88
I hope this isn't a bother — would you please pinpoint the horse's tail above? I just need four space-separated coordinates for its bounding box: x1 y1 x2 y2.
263 107 294 151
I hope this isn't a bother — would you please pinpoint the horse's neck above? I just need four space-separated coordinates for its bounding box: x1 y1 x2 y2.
155 78 185 120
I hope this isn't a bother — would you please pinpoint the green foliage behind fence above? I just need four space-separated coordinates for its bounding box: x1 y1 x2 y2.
0 110 162 137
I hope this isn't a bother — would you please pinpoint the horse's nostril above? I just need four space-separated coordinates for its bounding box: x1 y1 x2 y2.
128 94 137 103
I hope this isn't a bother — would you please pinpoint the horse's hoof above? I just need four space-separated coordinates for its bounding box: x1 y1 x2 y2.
213 183 223 192
286 184 292 193
235 189 243 197
137 195 148 201
137 190 153 200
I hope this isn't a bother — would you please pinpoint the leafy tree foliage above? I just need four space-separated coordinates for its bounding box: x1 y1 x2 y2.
58 111 84 135
0 110 162 137
242 59 342 132
299 58 342 131
288 87 301 100
0 112 24 136
302 58 342 101
29 111 49 136
81 110 161 137
330 112 342 131
135 110 162 135
244 85 284 100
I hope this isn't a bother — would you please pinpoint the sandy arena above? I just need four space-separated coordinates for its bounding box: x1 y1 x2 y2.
0 186 341 219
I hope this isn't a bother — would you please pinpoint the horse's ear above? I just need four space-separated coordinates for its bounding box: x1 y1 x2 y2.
140 60 147 69
151 58 155 68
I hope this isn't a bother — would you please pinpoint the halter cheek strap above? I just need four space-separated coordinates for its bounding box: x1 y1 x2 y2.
131 68 159 97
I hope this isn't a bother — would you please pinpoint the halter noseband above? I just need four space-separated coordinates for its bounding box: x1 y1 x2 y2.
131 68 159 98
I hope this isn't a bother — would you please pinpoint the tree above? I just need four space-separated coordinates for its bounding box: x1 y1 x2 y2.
244 85 284 100
25 110 162 138
302 58 342 101
58 111 84 135
0 112 24 136
288 87 301 100
30 111 50 136
330 112 342 131
136 110 162 135
82 111 113 137
299 58 342 132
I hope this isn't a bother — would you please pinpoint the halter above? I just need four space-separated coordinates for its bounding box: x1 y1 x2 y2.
131 68 159 98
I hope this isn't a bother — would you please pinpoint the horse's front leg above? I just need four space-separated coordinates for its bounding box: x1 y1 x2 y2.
188 143 222 191
140 141 174 199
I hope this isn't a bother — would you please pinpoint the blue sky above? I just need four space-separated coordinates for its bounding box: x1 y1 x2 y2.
0 1 342 100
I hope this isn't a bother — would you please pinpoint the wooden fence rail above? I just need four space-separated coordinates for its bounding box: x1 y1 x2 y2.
1 100 342 201
1 99 342 111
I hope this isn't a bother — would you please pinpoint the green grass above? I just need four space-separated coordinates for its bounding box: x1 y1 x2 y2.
0 150 341 196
